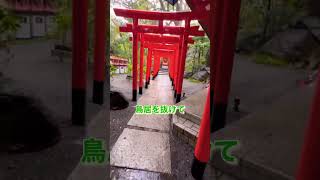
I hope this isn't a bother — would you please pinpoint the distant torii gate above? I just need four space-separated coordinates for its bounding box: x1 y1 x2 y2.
131 34 195 91
143 41 195 101
143 43 178 84
139 34 195 98
114 8 207 101
152 49 175 78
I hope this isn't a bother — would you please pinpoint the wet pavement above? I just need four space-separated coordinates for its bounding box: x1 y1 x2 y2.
109 54 307 180
111 74 174 177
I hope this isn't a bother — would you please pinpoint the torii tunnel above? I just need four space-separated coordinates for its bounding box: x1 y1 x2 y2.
69 0 320 179
114 8 206 102
129 34 195 99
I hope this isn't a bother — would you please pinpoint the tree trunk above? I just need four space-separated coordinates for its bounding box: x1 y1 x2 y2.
262 0 272 41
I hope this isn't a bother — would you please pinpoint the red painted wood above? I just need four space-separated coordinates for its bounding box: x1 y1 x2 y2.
132 34 194 44
296 71 320 180
174 38 182 91
214 0 241 104
152 54 160 77
93 0 107 82
174 45 180 88
139 33 144 89
153 49 175 54
120 24 205 36
143 34 194 44
185 0 210 37
194 87 211 162
176 20 191 97
146 49 153 83
72 0 88 89
210 0 224 89
132 18 139 95
144 42 178 50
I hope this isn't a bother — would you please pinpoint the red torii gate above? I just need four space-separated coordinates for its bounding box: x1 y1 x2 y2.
137 34 183 94
129 35 183 91
114 8 206 101
136 34 195 97
152 49 175 79
143 43 178 84
143 40 194 100
141 34 194 87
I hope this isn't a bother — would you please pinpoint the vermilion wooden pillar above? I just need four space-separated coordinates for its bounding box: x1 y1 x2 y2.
192 1 241 178
72 0 88 125
139 34 144 94
296 71 320 180
172 48 178 88
156 56 160 76
191 1 218 177
176 20 190 103
169 55 173 82
174 42 181 98
132 18 138 101
153 54 160 79
213 0 241 131
169 53 174 84
152 52 156 79
171 53 175 80
92 0 107 105
145 48 152 88
210 0 224 132
191 87 211 179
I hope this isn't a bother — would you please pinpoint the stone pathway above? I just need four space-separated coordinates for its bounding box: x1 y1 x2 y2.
110 74 174 176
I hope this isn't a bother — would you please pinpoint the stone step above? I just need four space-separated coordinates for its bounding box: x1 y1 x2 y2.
171 88 208 147
110 128 171 174
209 85 315 180
175 87 208 125
172 114 199 147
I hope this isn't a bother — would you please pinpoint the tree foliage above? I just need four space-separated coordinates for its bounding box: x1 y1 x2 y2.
0 8 20 44
239 0 306 40
54 0 72 45
186 36 209 73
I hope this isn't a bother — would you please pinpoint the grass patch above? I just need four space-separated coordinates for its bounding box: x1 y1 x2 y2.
252 53 289 67
187 78 202 83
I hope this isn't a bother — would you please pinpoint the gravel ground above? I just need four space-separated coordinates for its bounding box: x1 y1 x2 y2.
110 75 137 148
0 41 106 180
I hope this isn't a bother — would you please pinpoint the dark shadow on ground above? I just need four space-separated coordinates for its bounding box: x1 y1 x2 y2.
0 94 60 153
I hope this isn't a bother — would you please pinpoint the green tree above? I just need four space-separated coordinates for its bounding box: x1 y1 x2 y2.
186 36 209 74
53 0 73 46
0 8 20 45
110 64 117 77
239 0 306 48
